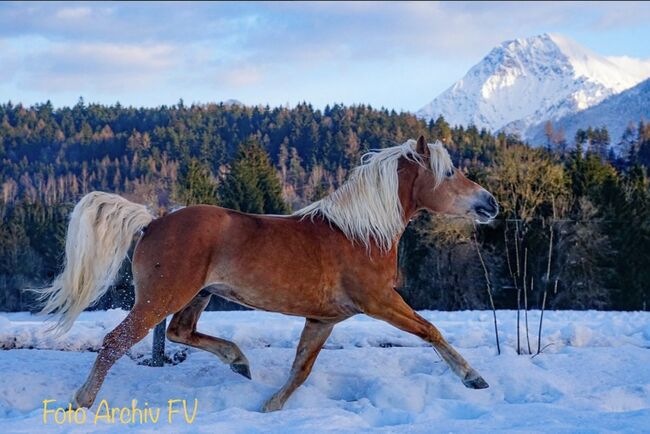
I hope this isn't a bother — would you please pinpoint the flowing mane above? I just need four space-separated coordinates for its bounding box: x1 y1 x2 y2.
294 139 454 251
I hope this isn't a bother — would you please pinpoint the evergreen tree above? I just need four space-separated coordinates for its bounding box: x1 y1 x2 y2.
591 127 610 161
620 122 638 164
637 122 650 168
552 198 612 309
567 138 618 204
218 139 288 214
575 129 588 155
609 166 650 310
177 158 218 206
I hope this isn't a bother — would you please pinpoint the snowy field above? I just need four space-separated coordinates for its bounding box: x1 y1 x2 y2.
0 309 649 433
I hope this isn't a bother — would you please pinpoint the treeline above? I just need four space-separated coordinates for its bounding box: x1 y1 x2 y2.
1 100 648 312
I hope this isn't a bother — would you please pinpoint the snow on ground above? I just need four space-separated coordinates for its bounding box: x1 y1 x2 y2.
0 310 649 433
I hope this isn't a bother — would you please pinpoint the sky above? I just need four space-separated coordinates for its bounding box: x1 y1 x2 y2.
1 1 650 112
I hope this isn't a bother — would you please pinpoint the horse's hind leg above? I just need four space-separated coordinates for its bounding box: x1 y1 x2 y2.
166 290 251 379
73 304 166 408
262 318 335 412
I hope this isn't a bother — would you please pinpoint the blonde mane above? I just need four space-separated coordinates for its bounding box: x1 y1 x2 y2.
294 139 453 251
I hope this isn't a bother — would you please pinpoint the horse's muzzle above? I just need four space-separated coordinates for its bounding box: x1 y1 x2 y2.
473 192 499 223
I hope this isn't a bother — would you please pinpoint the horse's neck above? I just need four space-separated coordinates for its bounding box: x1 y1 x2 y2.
397 160 420 226
375 160 419 253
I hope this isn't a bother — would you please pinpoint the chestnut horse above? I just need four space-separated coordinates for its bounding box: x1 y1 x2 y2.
36 136 498 412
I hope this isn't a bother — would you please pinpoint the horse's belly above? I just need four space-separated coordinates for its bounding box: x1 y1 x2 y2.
203 282 357 319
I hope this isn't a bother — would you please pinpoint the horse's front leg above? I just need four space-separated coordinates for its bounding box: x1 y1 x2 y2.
262 318 335 412
363 289 489 389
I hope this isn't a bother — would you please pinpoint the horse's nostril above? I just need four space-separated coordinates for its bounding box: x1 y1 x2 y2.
475 192 498 219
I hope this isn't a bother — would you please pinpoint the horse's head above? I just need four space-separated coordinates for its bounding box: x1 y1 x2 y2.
410 136 498 224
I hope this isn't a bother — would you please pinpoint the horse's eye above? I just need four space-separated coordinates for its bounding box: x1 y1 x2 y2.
446 168 455 178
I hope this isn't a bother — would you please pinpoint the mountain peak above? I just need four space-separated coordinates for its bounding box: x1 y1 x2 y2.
222 99 244 107
417 34 650 139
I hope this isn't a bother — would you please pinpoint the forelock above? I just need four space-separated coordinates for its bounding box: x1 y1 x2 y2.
425 141 454 189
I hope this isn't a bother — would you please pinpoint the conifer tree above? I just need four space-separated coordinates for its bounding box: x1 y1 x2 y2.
177 158 218 206
218 139 288 214
610 166 650 310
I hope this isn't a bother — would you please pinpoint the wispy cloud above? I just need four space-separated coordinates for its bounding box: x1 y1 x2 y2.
218 65 265 87
54 6 93 21
0 1 649 109
5 38 178 92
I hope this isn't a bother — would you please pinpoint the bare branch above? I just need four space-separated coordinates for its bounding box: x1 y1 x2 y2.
473 226 501 355
537 217 556 356
523 247 531 354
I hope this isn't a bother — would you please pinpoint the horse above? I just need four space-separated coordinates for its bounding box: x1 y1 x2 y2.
36 136 499 412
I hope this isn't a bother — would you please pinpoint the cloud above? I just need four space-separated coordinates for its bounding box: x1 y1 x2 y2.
5 38 179 93
218 65 264 87
0 2 254 44
0 1 649 109
257 1 650 59
0 40 20 82
54 6 93 21
2 3 649 64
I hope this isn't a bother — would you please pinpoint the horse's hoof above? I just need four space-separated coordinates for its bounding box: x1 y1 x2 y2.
261 398 283 413
230 363 252 380
71 388 92 409
462 372 489 389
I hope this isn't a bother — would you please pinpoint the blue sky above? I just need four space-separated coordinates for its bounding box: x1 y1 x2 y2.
1 1 649 111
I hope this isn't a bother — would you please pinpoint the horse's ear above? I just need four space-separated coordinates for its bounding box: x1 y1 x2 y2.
416 136 430 159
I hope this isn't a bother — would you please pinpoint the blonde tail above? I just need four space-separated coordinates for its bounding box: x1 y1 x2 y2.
34 192 154 334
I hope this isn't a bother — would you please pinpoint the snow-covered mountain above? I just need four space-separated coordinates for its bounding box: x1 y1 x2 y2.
527 77 650 148
417 34 650 139
222 99 244 107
